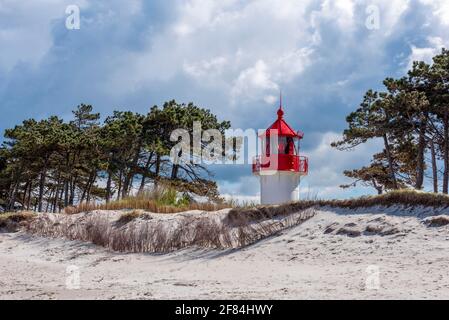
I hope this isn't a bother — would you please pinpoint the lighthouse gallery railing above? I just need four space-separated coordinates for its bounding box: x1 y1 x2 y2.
252 154 308 174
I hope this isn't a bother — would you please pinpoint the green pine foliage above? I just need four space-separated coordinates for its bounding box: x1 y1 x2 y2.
333 48 449 194
0 101 231 213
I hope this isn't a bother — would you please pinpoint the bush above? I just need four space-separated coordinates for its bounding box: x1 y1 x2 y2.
118 210 144 224
0 211 35 232
423 215 449 227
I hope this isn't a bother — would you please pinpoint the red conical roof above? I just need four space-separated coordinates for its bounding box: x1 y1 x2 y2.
261 101 302 138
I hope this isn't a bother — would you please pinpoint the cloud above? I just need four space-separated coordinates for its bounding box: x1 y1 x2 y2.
102 0 318 107
1 0 449 200
0 0 89 72
183 56 228 79
419 0 449 25
214 131 383 202
300 131 382 197
407 37 448 70
231 60 279 104
404 1 449 70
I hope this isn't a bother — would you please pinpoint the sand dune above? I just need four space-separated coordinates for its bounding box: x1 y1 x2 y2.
1 206 449 299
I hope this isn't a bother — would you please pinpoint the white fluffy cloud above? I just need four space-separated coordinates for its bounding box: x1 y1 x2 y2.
220 131 383 202
407 37 448 70
300 131 382 198
104 0 317 104
405 1 449 69
420 0 449 25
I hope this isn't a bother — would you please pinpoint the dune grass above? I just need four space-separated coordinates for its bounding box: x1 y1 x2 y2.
64 187 230 215
65 189 449 217
317 190 449 208
17 189 449 253
27 207 317 253
228 190 449 221
0 211 36 231
117 210 144 224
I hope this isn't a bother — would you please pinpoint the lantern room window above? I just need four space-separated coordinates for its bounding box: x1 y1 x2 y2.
262 136 298 156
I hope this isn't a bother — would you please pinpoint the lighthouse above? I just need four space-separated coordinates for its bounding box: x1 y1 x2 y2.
252 97 308 205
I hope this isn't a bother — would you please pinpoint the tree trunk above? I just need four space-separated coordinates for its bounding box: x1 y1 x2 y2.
7 181 19 211
105 170 113 203
382 134 398 189
171 165 178 180
430 140 438 193
7 165 24 211
53 174 61 213
372 179 382 195
117 170 123 201
86 173 97 202
63 180 69 208
58 182 65 211
139 153 154 193
6 178 13 208
170 149 182 180
154 154 161 188
63 152 70 207
126 175 134 197
37 156 49 212
69 151 79 205
123 141 143 198
415 121 426 190
45 188 54 213
444 110 449 194
21 181 30 210
69 173 77 205
80 171 95 203
69 177 75 205
26 181 33 210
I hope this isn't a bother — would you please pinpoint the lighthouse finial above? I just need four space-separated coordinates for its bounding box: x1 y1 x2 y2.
280 90 282 109
277 89 284 118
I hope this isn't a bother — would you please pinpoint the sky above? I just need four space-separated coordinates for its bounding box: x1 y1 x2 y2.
1 0 449 202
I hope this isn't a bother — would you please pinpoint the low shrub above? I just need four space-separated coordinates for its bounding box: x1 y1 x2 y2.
117 210 144 224
0 211 36 232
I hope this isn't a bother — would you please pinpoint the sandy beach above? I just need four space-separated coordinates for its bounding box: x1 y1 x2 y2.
1 207 449 300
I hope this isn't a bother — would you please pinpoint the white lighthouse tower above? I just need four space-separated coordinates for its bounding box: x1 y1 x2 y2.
252 97 308 205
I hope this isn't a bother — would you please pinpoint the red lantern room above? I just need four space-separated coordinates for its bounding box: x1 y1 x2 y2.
252 96 308 204
252 102 308 175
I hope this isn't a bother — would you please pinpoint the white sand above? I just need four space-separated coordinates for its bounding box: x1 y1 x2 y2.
1 206 449 300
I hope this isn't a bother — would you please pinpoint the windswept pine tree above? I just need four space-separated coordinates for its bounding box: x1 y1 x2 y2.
334 48 449 194
0 101 231 212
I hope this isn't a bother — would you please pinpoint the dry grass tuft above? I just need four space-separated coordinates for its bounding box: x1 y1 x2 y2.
26 207 316 253
423 215 449 227
65 199 228 215
0 211 36 232
66 189 447 216
316 190 449 209
26 189 449 253
228 190 449 221
118 210 144 224
65 187 229 215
